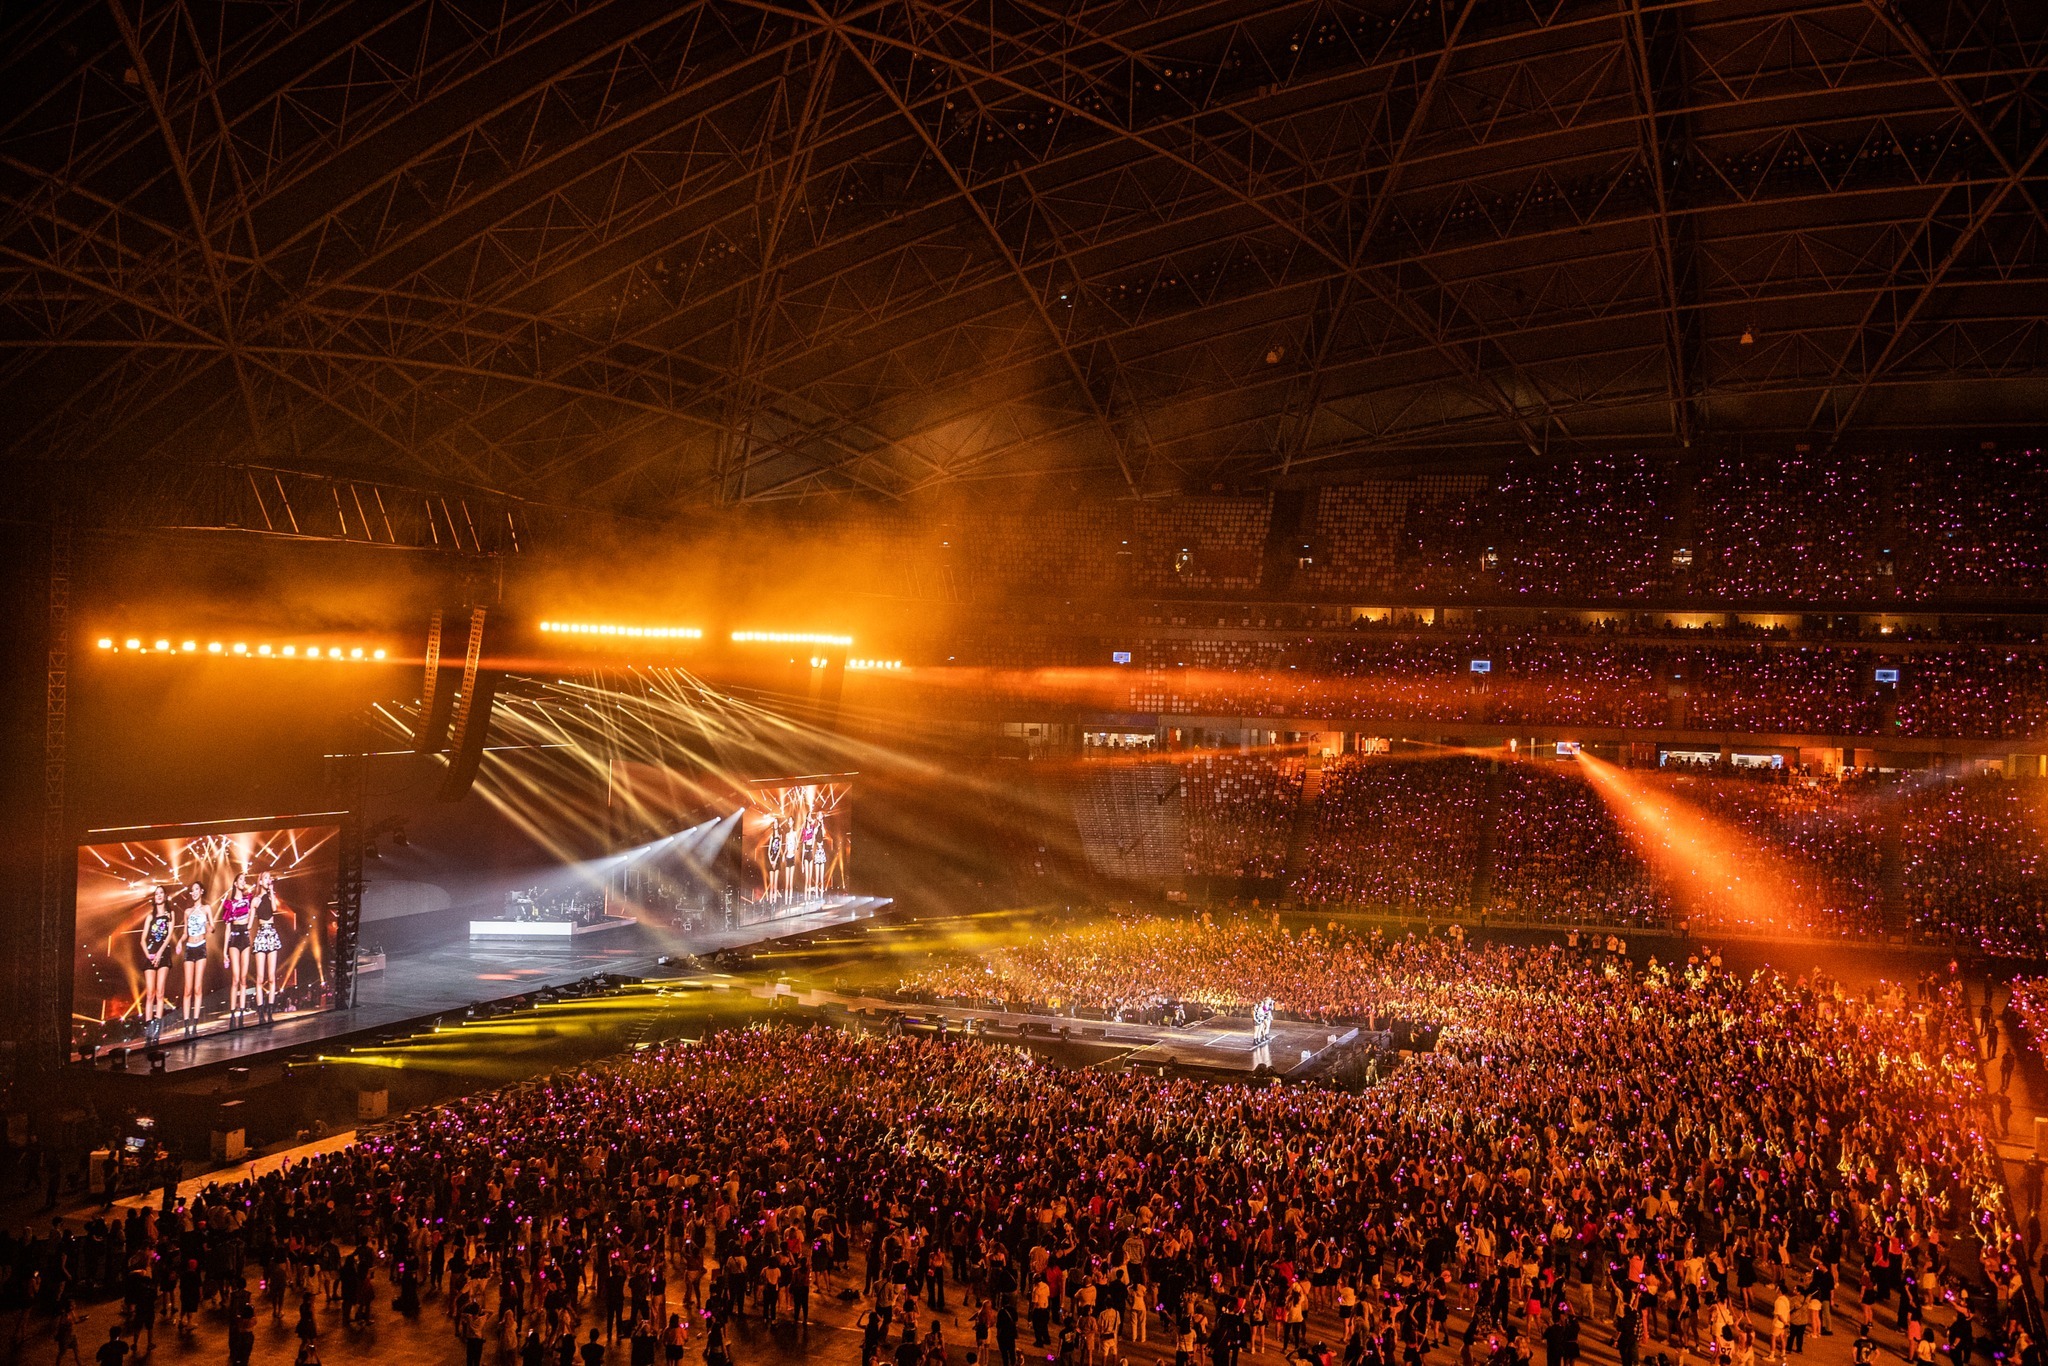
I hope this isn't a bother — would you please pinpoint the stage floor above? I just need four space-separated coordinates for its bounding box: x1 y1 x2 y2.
142 898 887 1073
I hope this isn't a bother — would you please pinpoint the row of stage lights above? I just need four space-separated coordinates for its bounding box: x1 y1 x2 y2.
812 656 904 669
541 621 856 648
97 638 388 660
538 621 702 640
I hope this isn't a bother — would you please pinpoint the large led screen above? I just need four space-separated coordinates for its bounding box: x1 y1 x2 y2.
74 818 340 1051
739 778 852 908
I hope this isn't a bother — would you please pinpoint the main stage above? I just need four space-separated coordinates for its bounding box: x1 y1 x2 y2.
129 897 889 1074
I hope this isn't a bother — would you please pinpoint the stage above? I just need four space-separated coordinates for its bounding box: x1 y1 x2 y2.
765 984 1362 1077
467 915 637 940
117 897 889 1074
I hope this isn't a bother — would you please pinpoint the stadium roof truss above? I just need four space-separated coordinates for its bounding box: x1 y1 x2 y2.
0 0 2043 510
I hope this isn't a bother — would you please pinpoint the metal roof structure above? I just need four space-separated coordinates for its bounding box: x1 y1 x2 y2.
2 0 2044 510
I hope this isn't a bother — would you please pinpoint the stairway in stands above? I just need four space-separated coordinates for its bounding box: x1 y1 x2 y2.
1070 762 1183 881
1280 753 1326 886
1467 758 1506 912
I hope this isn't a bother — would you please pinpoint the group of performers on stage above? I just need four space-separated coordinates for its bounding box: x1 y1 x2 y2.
134 872 290 1045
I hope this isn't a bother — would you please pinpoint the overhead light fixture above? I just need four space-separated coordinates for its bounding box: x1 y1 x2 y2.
1739 328 1755 345
731 630 853 646
539 621 701 640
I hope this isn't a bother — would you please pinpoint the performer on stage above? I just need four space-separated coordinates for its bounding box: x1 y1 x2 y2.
178 881 212 1039
251 872 283 1025
222 877 255 1028
138 886 175 1045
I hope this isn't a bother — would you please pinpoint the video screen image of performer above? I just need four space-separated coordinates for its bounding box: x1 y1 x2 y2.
740 779 852 909
73 820 339 1053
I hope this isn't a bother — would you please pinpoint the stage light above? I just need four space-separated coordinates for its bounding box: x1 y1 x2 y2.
328 647 343 659
258 645 272 657
350 647 364 660
126 638 141 649
155 640 170 651
282 646 297 658
208 642 223 654
182 641 196 652
373 648 387 660
731 630 854 646
97 638 112 649
848 658 903 671
539 621 701 640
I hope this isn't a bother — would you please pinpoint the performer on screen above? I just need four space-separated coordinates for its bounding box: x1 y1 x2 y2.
139 887 175 1046
251 872 283 1025
764 819 784 907
222 877 255 1029
809 819 828 900
178 881 212 1039
770 819 794 901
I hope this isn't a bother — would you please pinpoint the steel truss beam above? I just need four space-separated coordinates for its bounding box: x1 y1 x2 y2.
0 0 2042 503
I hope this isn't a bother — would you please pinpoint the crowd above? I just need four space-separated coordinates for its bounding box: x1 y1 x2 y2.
1902 779 2048 958
938 633 2048 742
899 916 1484 1022
1643 770 1887 939
1287 758 1488 912
1485 767 1673 927
1399 453 1668 599
833 448 2048 611
1050 752 2048 954
14 932 2032 1366
1179 754 1303 881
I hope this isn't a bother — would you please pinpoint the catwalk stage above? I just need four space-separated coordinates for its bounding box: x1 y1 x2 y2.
767 984 1362 1077
136 897 889 1074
